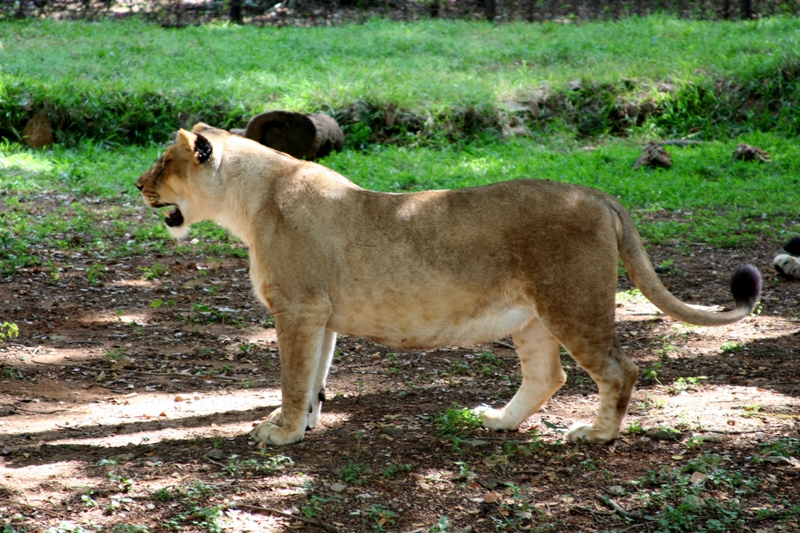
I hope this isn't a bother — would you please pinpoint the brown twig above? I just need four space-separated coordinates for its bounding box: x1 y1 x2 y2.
595 494 637 519
573 504 612 522
0 499 70 519
493 340 515 350
704 429 763 435
236 503 340 532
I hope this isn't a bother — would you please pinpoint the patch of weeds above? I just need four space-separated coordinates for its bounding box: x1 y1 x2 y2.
632 453 759 532
454 460 475 481
751 437 800 465
626 421 645 436
380 462 411 479
301 494 330 519
0 321 19 342
741 403 765 418
86 263 106 286
719 341 743 354
222 453 293 477
184 303 243 327
106 470 134 493
365 504 397 532
580 458 602 471
152 487 175 502
365 504 397 531
149 298 175 309
80 492 98 508
526 429 545 455
435 405 483 436
477 351 502 376
477 351 501 365
668 376 705 395
140 262 169 280
761 437 800 458
637 395 666 412
157 482 224 533
112 526 150 533
616 288 644 304
643 361 662 384
656 258 686 275
385 352 400 374
105 347 125 364
338 462 370 486
435 405 483 451
489 484 548 531
657 339 679 358
105 494 134 516
2 366 23 379
429 516 450 532
45 524 93 533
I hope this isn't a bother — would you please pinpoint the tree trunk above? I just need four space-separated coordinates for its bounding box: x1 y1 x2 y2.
237 111 345 161
229 0 243 24
485 0 496 21
740 0 753 19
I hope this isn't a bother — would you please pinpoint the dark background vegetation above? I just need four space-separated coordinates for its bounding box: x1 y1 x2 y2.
2 0 799 26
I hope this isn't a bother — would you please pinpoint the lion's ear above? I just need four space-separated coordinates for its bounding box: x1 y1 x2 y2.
191 122 214 133
176 129 213 164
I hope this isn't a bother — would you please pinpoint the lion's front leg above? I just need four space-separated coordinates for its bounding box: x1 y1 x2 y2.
250 311 330 447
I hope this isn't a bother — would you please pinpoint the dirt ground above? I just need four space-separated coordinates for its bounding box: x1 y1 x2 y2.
1 211 799 532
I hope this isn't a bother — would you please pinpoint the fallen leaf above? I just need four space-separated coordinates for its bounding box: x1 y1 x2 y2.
483 492 502 504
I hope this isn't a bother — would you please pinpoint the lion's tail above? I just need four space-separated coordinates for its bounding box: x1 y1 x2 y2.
611 203 761 327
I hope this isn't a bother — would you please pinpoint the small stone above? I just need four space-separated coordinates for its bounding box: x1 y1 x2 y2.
206 448 224 461
690 472 707 484
379 425 403 436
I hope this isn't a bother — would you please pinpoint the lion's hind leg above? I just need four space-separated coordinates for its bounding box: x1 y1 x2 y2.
564 336 638 444
307 329 336 430
479 318 566 431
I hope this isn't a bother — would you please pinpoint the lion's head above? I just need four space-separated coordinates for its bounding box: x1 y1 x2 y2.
135 123 223 239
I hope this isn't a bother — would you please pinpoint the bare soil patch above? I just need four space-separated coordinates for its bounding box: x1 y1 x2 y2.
1 220 799 532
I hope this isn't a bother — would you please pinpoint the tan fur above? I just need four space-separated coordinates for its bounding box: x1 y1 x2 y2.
136 123 758 446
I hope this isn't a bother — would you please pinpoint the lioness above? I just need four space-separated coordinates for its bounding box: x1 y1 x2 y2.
136 123 761 446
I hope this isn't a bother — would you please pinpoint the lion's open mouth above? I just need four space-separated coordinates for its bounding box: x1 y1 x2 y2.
164 205 184 227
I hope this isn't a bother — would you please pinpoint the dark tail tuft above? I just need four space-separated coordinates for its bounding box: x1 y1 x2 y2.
731 264 761 308
784 237 800 256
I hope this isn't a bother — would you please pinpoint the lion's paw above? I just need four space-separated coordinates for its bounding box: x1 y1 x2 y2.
774 254 800 278
249 420 304 447
566 424 616 445
266 406 282 422
475 404 516 431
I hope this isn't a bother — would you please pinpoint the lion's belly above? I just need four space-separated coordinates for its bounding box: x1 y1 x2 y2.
327 299 535 349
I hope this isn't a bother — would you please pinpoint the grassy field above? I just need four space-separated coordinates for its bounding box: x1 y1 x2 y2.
1 16 800 533
2 16 800 143
1 15 799 276
2 128 799 276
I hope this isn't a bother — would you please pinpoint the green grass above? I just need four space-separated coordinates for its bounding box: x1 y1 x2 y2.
1 16 798 274
1 16 800 144
631 453 763 532
323 131 800 246
1 129 798 275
